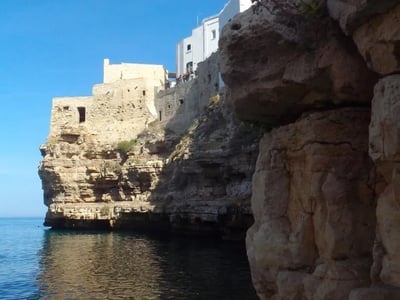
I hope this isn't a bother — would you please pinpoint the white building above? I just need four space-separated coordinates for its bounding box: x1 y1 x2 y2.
176 15 219 78
176 0 252 78
219 0 252 31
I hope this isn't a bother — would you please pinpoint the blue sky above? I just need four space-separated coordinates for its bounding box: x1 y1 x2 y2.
0 0 228 217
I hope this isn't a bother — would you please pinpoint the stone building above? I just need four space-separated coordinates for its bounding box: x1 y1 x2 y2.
48 59 167 145
155 53 221 135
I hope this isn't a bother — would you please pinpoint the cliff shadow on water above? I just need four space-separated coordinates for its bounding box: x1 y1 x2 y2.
35 228 258 299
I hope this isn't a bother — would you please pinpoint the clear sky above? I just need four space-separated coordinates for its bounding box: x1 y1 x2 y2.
0 0 229 217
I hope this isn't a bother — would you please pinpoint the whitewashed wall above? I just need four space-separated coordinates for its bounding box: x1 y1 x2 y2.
219 0 252 32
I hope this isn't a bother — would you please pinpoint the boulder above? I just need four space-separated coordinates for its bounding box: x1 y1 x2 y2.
219 4 376 125
353 4 400 75
327 0 399 35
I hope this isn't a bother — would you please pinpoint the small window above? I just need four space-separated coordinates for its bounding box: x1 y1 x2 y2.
179 99 184 105
159 111 162 121
142 90 146 96
78 107 86 123
63 106 69 111
187 44 191 51
186 62 193 74
211 30 216 40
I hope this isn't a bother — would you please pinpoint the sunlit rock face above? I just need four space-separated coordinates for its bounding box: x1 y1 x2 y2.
219 0 400 298
247 108 375 299
219 1 376 126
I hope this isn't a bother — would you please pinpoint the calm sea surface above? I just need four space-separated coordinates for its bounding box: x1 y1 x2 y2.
0 218 257 299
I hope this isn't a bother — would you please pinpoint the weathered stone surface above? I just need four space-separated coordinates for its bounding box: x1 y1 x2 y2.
216 0 400 298
350 286 400 300
49 61 166 145
327 0 399 35
353 4 400 75
369 75 400 289
246 108 376 299
152 96 259 238
369 75 400 165
276 271 306 300
155 53 221 136
219 3 376 124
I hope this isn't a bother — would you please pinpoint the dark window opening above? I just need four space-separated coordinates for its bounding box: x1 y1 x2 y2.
63 106 69 111
159 111 162 121
142 90 146 96
168 104 171 109
186 62 193 74
78 107 86 123
211 30 216 40
179 99 184 105
187 44 191 51
231 23 241 30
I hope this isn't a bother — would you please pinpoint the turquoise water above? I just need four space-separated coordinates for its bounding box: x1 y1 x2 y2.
0 218 257 299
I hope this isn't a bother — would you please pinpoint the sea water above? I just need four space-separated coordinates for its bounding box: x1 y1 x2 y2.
0 218 257 299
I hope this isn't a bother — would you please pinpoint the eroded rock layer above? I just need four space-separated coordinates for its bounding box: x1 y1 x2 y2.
39 90 260 239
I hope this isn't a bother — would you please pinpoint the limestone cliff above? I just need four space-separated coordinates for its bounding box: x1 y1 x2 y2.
39 55 260 240
219 0 400 299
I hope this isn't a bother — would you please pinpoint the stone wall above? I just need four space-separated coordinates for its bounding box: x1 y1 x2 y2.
103 58 167 85
49 96 93 139
155 52 221 135
219 0 400 299
155 81 193 128
48 64 168 145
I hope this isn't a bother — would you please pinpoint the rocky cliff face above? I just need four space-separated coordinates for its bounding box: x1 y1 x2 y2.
39 56 260 240
219 0 400 298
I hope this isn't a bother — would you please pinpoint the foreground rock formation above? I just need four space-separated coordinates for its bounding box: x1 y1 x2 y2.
39 56 260 240
219 0 400 298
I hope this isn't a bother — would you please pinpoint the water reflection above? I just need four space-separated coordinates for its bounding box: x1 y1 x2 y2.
37 231 257 299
